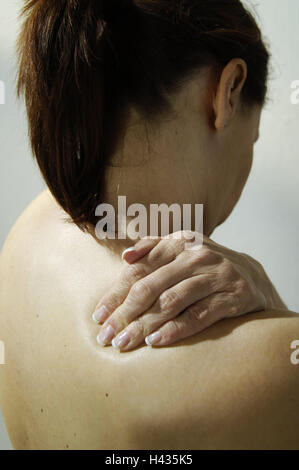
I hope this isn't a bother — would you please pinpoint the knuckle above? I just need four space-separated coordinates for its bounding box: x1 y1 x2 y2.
148 247 163 265
130 278 154 300
162 320 182 342
104 293 119 310
221 259 239 281
188 305 206 322
188 246 221 266
164 242 178 261
129 320 146 338
159 289 181 313
107 313 128 331
237 277 250 295
162 242 178 262
149 242 177 265
229 305 239 317
125 263 148 284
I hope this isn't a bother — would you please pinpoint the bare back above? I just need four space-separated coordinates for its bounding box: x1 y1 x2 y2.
0 191 298 450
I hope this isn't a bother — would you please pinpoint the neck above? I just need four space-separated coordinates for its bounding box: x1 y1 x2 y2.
90 108 218 253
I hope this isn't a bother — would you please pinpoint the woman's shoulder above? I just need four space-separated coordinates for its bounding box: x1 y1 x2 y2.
0 189 108 295
0 189 114 363
129 310 299 449
1 190 86 260
1 190 66 268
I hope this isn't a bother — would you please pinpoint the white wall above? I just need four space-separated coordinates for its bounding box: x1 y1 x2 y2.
0 1 45 252
0 0 298 450
0 0 44 451
213 0 299 312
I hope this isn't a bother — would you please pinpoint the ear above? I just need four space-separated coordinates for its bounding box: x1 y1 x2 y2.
213 59 248 131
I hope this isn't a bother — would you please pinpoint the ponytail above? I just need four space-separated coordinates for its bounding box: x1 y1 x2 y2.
17 0 132 229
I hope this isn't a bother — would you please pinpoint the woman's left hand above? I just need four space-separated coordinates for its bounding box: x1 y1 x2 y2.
92 232 286 351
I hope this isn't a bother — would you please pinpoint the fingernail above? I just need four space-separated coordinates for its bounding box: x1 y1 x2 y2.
145 331 162 346
112 331 131 350
121 247 136 260
92 305 109 324
97 325 115 346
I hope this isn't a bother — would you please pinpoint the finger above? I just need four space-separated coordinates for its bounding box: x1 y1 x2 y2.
122 237 161 264
92 237 184 325
96 256 197 345
108 274 217 351
96 240 222 343
144 292 237 347
93 237 161 323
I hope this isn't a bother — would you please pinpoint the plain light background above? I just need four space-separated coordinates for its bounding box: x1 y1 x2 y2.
0 0 298 451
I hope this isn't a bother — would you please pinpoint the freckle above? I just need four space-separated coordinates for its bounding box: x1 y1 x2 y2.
74 433 77 437
41 409 43 413
36 315 39 319
105 393 109 397
66 444 69 449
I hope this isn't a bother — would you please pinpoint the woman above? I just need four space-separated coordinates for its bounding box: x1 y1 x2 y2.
0 0 298 450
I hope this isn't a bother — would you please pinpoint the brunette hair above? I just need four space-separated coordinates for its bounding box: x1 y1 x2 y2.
17 0 270 230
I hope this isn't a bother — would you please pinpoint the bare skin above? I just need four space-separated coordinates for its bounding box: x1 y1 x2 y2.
0 59 298 450
0 190 298 450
